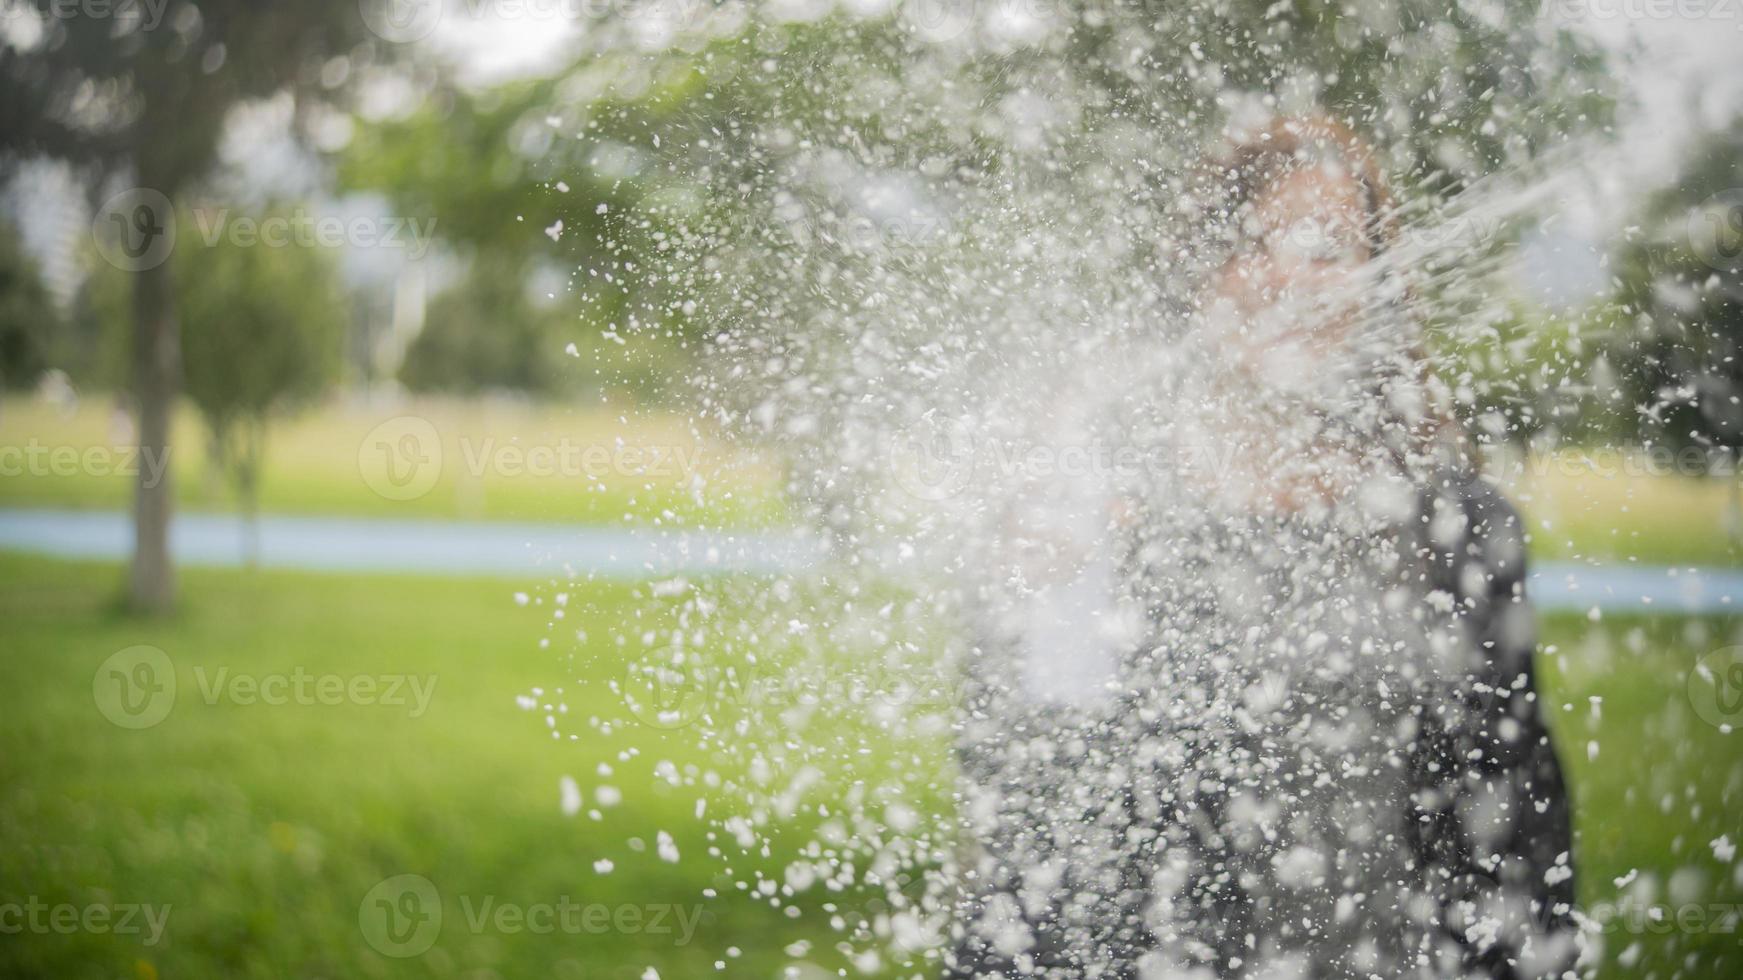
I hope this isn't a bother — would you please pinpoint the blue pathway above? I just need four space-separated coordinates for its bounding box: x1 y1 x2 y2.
0 509 1738 614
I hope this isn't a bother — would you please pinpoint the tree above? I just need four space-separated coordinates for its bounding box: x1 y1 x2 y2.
1608 123 1743 460
0 0 395 611
399 254 565 397
175 208 345 564
338 61 720 400
0 219 59 394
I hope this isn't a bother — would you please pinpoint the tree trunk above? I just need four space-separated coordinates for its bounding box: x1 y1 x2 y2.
129 258 179 613
240 419 263 570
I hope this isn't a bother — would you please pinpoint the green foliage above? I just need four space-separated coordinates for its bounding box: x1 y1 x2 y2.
1431 124 1743 459
1150 0 1612 179
176 210 346 426
336 5 1614 413
339 56 722 400
1604 124 1743 459
0 220 59 391
73 204 348 411
0 0 395 188
1434 300 1636 447
397 256 690 400
398 256 565 396
1 0 414 606
54 248 131 391
172 206 346 541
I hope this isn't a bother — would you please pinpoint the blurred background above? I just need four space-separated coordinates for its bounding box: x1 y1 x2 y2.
0 0 1741 976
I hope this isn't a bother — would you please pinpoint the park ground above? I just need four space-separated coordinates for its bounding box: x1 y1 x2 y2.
0 553 1739 979
2 396 1742 977
0 398 784 529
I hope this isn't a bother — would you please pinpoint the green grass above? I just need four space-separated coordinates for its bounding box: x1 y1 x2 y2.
1508 458 1743 567
0 397 785 528
0 556 822 980
1539 612 1743 978
0 555 1739 978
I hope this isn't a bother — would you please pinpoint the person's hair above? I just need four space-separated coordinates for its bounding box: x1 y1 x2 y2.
1214 113 1398 255
1208 113 1472 472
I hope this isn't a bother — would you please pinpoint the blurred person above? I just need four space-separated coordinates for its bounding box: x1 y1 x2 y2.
948 116 1577 979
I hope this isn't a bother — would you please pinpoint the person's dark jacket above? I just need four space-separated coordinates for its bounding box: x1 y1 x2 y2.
947 470 1578 979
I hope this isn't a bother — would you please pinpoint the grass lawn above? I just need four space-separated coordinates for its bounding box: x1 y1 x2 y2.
1538 612 1743 978
0 555 822 980
1509 458 1743 568
0 554 1739 978
0 397 784 528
